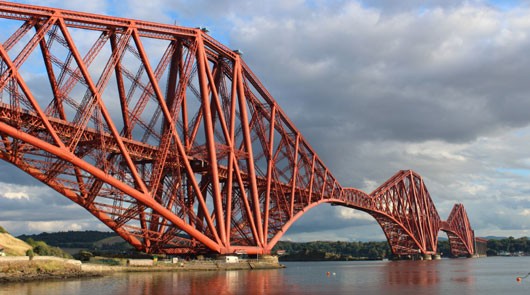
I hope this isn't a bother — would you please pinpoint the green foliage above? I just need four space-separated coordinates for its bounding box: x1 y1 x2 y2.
273 237 530 261
273 240 390 261
25 238 72 259
17 231 117 248
75 250 93 262
26 249 34 259
437 240 451 256
486 236 530 255
0 225 8 234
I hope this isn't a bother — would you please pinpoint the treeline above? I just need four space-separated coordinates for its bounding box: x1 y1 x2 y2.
273 237 530 260
273 240 462 260
18 231 117 248
273 240 391 260
13 230 530 258
486 237 530 255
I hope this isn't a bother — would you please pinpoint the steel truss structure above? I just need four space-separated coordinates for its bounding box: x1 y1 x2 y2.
0 1 475 256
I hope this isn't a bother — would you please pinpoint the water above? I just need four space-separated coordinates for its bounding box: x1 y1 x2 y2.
1 257 530 294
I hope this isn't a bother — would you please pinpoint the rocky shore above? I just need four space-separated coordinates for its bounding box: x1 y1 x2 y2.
0 259 101 283
0 255 284 283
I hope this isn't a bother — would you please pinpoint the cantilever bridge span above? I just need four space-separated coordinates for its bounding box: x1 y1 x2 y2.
0 2 475 256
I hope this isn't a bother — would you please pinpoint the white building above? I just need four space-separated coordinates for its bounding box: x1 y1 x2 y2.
224 256 239 263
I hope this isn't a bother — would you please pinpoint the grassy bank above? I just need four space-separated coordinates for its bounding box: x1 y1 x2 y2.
0 256 284 283
0 232 32 256
0 260 100 283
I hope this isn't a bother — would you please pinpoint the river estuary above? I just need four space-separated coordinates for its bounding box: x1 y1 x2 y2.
1 257 529 294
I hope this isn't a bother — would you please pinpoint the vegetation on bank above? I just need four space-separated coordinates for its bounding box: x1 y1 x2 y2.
485 237 530 256
24 238 72 259
273 240 391 260
0 226 71 258
17 231 131 256
9 229 530 260
255 237 530 260
0 260 96 283
0 232 33 256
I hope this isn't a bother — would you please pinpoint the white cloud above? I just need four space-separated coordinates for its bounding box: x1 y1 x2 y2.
0 183 52 200
3 192 29 200
338 208 375 221
520 209 530 217
27 221 84 232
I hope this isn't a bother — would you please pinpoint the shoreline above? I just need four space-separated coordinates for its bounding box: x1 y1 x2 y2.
0 256 285 284
0 259 101 284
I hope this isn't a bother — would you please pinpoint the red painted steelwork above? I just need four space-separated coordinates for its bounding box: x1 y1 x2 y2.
440 204 475 256
341 171 441 255
0 1 475 256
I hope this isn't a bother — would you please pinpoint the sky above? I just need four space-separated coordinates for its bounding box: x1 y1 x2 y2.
2 0 530 242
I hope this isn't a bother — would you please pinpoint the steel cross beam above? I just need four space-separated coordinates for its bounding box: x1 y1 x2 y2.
0 1 476 256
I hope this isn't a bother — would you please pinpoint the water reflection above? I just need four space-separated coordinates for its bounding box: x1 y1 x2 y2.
101 269 296 295
386 261 441 286
1 258 528 295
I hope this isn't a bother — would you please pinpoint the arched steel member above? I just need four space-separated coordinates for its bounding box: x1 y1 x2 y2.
440 204 475 256
0 1 475 256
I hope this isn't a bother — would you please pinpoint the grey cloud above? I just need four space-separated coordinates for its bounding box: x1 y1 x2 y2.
231 4 530 144
286 205 376 234
0 189 89 222
0 162 42 186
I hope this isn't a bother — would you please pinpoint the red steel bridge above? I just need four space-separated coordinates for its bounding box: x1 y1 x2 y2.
0 2 476 257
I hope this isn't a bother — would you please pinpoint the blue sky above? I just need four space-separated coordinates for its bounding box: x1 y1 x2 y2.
2 0 530 242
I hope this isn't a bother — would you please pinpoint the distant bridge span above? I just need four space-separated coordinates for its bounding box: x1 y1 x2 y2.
0 2 474 256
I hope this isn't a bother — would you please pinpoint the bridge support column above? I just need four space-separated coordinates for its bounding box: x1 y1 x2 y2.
422 254 432 260
433 254 441 260
259 255 279 263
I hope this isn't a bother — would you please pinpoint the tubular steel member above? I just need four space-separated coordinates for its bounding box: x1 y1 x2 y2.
0 1 476 256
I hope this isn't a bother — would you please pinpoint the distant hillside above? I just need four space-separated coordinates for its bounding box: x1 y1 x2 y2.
482 236 507 240
17 231 117 248
0 232 32 256
93 235 127 247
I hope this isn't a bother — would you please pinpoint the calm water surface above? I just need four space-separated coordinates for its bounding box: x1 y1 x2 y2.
1 257 530 294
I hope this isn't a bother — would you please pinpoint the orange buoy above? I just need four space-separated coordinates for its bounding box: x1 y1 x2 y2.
517 277 522 283
326 272 330 276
